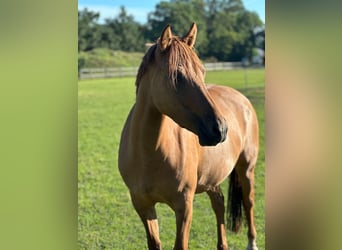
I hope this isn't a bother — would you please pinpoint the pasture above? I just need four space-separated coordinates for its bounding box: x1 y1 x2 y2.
78 68 265 249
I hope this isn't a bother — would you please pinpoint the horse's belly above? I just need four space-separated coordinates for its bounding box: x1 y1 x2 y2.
196 144 239 192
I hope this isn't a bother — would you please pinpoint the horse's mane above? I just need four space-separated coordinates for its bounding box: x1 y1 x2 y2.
135 44 157 94
135 37 205 94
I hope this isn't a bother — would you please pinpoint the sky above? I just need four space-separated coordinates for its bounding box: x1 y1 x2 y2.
78 0 265 24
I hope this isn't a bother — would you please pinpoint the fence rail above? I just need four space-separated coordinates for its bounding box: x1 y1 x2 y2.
79 62 243 80
204 62 242 71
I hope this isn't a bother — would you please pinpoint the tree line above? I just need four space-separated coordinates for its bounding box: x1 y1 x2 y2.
78 0 264 62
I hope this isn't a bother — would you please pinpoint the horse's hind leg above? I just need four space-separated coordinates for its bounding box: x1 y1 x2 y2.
236 153 258 250
131 194 162 250
207 186 228 250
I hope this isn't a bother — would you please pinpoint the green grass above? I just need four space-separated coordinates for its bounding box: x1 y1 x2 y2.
79 48 144 68
205 68 265 89
78 68 265 249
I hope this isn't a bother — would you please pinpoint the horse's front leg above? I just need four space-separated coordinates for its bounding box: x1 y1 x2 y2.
131 193 162 250
173 190 195 250
207 186 228 250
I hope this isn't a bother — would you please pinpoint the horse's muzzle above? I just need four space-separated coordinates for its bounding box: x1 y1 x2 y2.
198 117 228 146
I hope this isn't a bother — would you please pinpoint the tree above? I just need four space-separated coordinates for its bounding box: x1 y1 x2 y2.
98 22 120 50
229 11 263 61
78 1 264 63
78 8 102 51
104 6 145 52
146 0 208 55
205 0 263 61
206 11 237 61
223 0 245 12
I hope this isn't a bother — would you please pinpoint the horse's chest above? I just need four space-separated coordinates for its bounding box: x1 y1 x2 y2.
125 160 185 203
122 154 179 186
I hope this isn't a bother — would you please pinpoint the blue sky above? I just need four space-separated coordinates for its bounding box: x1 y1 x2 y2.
78 0 265 24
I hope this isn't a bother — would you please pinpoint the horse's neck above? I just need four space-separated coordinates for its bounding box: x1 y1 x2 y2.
131 91 185 158
131 90 164 149
131 87 199 168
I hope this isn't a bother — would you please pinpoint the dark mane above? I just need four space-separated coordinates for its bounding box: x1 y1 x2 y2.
135 37 205 95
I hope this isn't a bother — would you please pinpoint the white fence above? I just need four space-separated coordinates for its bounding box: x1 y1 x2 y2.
79 62 243 80
204 62 242 71
79 67 139 79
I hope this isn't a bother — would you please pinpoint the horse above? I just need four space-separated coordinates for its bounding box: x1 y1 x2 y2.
118 23 259 250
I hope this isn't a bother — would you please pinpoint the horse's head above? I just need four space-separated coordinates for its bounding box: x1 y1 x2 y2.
137 23 227 146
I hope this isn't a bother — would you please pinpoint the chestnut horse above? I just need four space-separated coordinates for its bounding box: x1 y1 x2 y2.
118 23 259 250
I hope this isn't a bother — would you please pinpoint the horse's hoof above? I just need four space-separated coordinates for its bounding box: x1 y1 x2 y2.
246 242 258 250
246 247 258 250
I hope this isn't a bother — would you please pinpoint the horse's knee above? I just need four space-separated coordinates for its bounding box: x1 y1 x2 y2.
207 189 225 214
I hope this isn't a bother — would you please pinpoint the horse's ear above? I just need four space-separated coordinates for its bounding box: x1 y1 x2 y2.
182 22 197 48
159 24 172 51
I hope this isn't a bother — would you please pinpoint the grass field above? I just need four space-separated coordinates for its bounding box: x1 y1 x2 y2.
78 68 265 249
79 48 145 68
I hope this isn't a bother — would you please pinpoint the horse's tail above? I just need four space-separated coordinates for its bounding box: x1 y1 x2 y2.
227 168 243 233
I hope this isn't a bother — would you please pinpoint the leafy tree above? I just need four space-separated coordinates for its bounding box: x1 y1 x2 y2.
78 8 102 51
104 6 145 52
205 0 263 61
78 1 264 63
230 11 263 61
223 0 245 12
98 22 120 50
205 1 241 61
146 0 208 55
